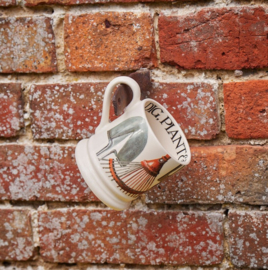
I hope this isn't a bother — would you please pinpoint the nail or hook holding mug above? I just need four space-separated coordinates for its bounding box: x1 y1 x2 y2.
75 76 191 211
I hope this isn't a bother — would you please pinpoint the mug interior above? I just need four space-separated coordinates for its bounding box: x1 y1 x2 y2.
144 100 190 165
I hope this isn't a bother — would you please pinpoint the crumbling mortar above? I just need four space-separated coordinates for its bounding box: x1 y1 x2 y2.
0 200 12 208
0 0 268 18
188 134 268 147
217 78 225 133
0 261 253 270
40 201 266 211
52 6 66 73
1 2 268 19
46 201 114 210
158 2 268 16
0 69 267 85
152 10 160 67
217 203 265 268
30 209 40 247
222 213 234 270
0 260 57 270
17 83 34 144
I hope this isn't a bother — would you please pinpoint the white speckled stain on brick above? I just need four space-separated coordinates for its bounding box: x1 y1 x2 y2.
0 17 57 73
30 83 107 139
0 144 92 201
146 145 268 205
8 148 45 200
0 209 34 261
0 0 15 6
149 82 220 140
38 209 224 265
228 211 268 269
0 84 23 137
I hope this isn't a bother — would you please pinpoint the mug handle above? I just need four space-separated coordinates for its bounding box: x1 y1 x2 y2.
96 76 141 133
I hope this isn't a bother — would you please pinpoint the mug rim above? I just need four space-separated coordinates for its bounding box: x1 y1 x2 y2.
141 98 191 166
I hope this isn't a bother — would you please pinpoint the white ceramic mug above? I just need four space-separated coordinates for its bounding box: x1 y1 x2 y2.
75 76 191 210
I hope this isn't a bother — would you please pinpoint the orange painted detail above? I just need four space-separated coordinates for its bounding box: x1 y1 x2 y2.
141 154 171 176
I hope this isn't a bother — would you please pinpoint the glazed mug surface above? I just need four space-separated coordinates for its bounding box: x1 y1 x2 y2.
75 76 191 210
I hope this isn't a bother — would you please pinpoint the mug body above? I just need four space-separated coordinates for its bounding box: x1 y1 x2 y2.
75 98 190 210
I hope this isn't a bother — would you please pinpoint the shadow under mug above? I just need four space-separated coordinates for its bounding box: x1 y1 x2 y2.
75 76 191 210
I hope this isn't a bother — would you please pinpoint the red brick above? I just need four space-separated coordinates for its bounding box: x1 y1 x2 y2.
224 80 268 139
148 82 220 140
0 0 16 6
25 0 172 5
159 7 268 70
0 83 24 137
0 17 57 73
30 83 108 139
0 209 34 261
39 209 224 265
30 82 219 140
228 211 268 268
0 144 97 202
147 145 268 205
64 12 157 72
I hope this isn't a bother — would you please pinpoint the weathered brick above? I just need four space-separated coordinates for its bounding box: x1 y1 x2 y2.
30 82 219 140
0 0 16 6
159 7 268 70
147 82 220 140
25 0 172 5
0 209 34 261
0 144 97 201
0 83 24 137
0 17 57 73
147 145 268 205
39 209 224 265
224 80 268 139
30 83 108 140
64 12 157 72
228 211 268 268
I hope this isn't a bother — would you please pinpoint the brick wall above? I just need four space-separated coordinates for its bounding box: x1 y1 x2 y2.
0 0 267 269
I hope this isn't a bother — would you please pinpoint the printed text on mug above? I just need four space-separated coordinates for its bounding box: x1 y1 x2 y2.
145 102 188 162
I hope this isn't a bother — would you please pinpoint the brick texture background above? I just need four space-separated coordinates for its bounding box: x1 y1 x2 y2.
0 0 267 270
64 12 157 72
0 0 16 6
0 17 57 73
159 7 268 70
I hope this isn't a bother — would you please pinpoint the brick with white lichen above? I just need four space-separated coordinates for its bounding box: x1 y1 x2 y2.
0 17 57 73
0 83 24 137
30 83 108 140
0 144 98 202
38 209 224 265
0 209 34 261
228 211 268 269
148 82 220 140
147 145 268 205
0 0 16 6
30 82 220 140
